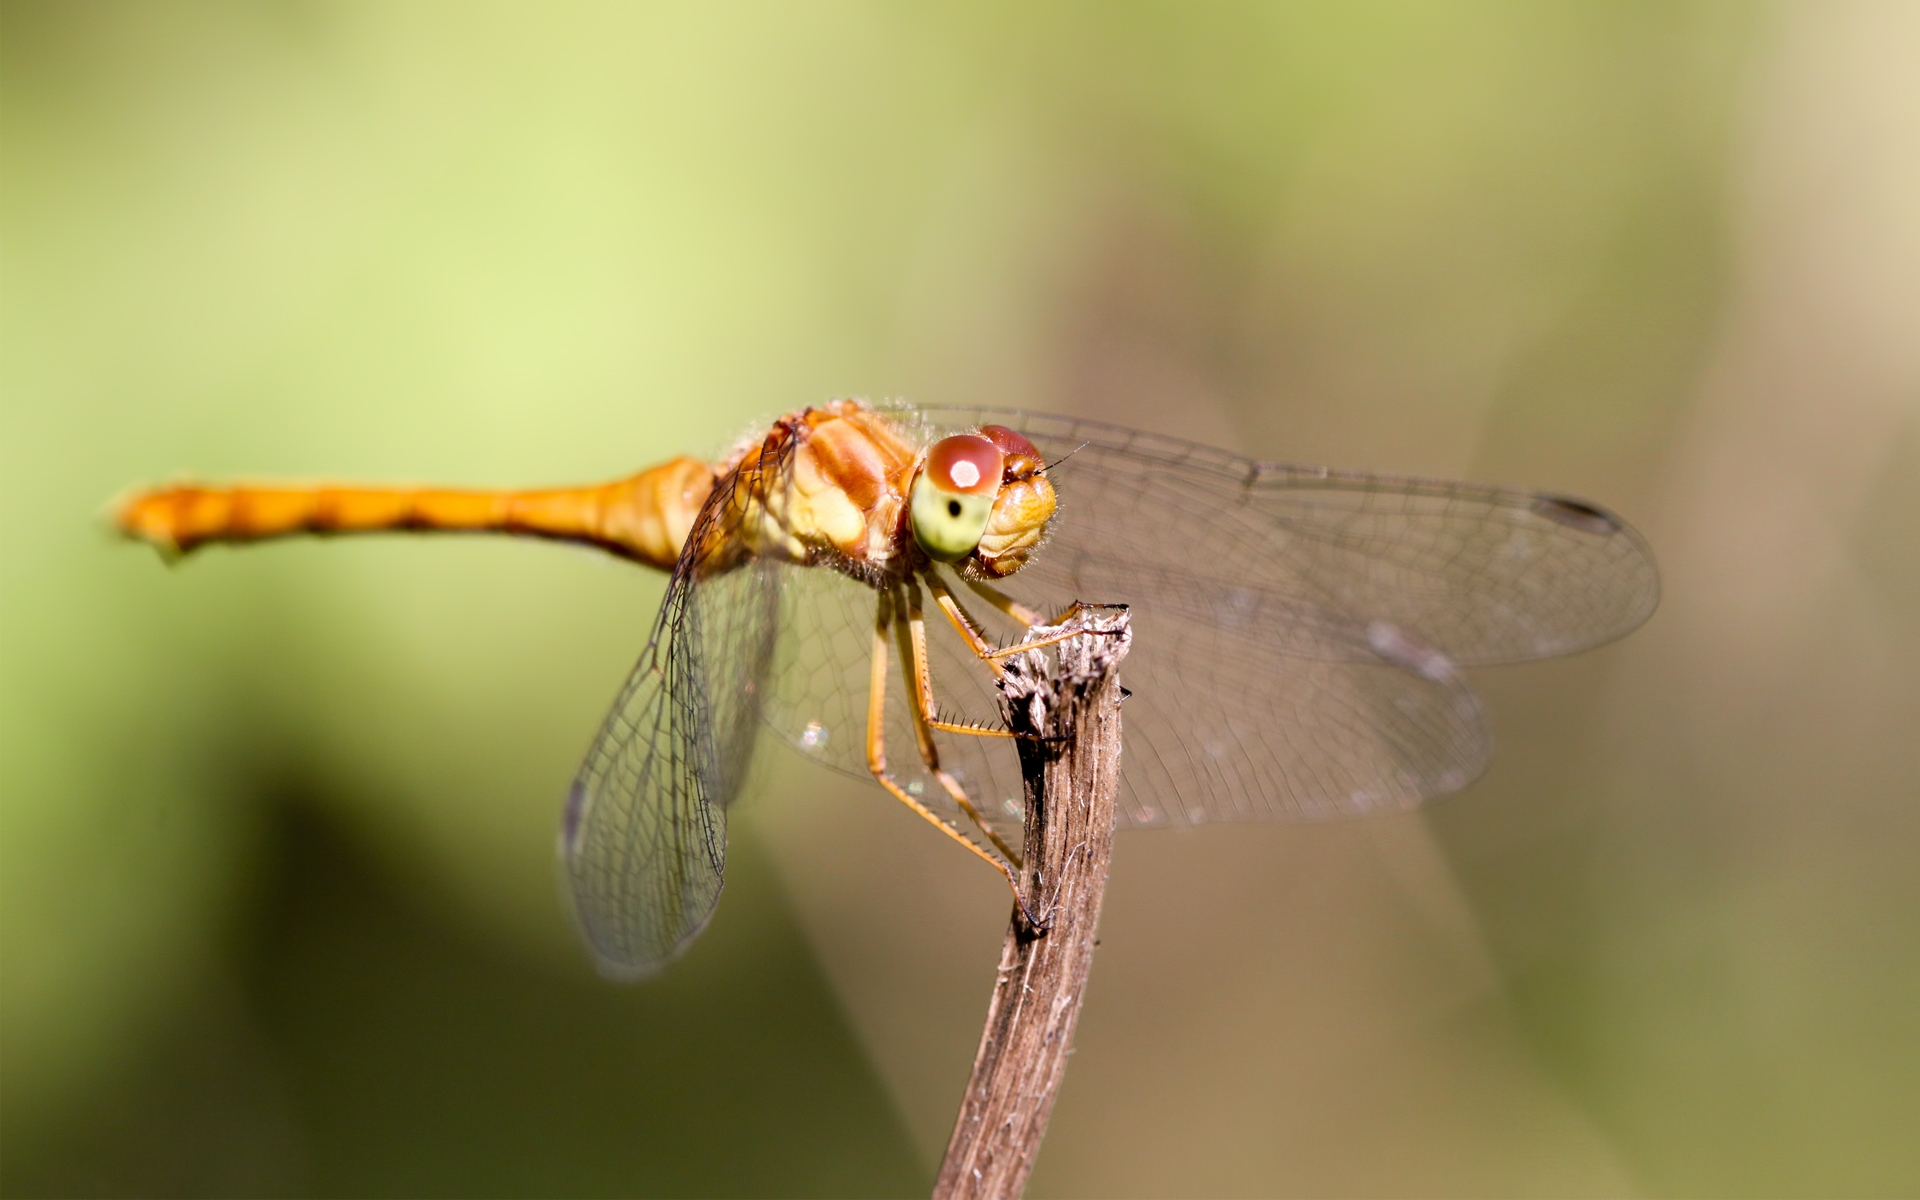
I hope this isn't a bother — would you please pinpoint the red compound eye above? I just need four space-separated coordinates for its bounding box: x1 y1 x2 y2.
980 425 1037 460
980 425 1043 478
925 435 1004 496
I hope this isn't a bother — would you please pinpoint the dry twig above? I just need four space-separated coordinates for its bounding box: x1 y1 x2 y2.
934 605 1132 1200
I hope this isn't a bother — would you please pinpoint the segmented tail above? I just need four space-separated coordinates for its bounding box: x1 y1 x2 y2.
114 456 716 571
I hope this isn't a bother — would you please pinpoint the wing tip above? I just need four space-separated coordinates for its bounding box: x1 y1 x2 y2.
1530 493 1626 536
571 891 724 985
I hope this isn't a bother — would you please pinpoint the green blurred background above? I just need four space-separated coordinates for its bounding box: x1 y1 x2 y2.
3 2 1916 1196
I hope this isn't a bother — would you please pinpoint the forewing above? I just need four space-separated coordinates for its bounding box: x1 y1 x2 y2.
895 404 1660 667
882 403 1656 827
561 463 783 979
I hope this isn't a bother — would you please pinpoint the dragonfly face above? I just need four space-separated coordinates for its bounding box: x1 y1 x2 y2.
969 425 1056 578
907 426 1058 576
909 434 1005 562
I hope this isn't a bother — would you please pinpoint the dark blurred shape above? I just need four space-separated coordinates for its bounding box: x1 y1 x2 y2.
1530 496 1625 537
2 796 922 1199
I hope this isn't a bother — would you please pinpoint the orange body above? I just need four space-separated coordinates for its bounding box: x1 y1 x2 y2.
114 402 931 573
705 401 921 570
116 455 717 570
114 401 1055 581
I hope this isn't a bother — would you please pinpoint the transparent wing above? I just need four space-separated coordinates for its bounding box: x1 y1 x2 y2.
765 561 1027 853
865 402 1659 828
891 404 1661 666
561 452 785 979
764 552 1486 834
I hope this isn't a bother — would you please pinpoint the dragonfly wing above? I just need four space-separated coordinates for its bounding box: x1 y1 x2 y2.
1082 592 1489 825
763 561 876 783
760 531 1482 832
884 403 1656 826
561 464 783 979
763 561 1028 852
936 561 1490 827
892 404 1660 667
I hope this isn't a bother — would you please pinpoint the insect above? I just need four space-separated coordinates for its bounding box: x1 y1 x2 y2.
116 399 1659 978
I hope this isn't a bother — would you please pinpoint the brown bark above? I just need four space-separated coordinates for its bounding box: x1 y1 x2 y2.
934 605 1132 1200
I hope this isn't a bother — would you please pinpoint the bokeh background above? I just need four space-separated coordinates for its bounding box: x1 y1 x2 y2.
4 3 1916 1196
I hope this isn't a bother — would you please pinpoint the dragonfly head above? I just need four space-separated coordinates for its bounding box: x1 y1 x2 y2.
908 426 1055 578
972 425 1055 577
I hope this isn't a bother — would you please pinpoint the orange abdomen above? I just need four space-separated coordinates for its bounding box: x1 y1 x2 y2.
115 456 716 571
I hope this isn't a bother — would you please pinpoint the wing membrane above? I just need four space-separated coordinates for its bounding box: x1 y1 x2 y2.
566 402 1658 972
562 451 784 979
894 404 1660 667
764 561 1027 851
875 403 1657 827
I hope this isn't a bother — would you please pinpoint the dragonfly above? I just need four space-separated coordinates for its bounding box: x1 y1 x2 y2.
116 399 1659 978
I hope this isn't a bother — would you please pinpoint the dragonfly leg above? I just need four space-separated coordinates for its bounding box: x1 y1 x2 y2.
900 581 1026 868
866 587 1039 923
943 576 1126 661
961 578 1049 629
922 571 1005 675
979 623 1098 661
917 571 1068 749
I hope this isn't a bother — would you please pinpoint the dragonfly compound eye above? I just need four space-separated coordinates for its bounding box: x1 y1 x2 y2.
911 434 1004 561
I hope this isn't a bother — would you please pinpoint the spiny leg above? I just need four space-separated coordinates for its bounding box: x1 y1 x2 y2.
932 572 1118 662
922 571 1004 671
899 580 1025 867
865 586 1035 918
911 575 1015 740
918 571 1073 751
961 577 1049 629
924 569 1051 677
980 623 1099 660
